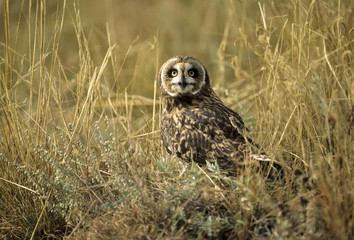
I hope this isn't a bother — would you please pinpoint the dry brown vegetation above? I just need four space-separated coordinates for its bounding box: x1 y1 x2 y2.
0 0 353 239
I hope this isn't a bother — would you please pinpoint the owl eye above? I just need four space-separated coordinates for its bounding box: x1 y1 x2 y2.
169 69 178 77
188 69 197 77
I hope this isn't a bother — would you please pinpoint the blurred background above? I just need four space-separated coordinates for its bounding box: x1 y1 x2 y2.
1 0 299 109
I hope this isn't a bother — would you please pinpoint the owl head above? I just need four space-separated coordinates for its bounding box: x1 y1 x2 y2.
159 56 210 97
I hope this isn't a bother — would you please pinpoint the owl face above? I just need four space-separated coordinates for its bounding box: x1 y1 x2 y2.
159 56 209 97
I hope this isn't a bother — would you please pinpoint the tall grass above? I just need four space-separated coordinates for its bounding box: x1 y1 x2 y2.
0 0 353 239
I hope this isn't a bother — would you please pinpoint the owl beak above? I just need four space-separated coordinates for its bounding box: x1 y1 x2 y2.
179 75 188 88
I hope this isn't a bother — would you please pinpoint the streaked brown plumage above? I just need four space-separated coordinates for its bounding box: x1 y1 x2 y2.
159 56 273 174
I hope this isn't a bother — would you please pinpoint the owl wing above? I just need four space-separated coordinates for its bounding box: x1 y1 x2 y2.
161 106 252 170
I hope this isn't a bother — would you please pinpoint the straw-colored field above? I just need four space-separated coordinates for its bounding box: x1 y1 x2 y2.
1 0 353 239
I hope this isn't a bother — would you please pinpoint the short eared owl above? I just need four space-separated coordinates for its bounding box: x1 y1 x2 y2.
159 56 272 174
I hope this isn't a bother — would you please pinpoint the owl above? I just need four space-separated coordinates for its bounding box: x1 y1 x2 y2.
159 56 275 175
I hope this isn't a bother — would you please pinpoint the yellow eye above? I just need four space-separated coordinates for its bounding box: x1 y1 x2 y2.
171 70 178 77
188 70 195 77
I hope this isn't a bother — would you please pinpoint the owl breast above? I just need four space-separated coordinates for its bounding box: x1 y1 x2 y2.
160 105 247 171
